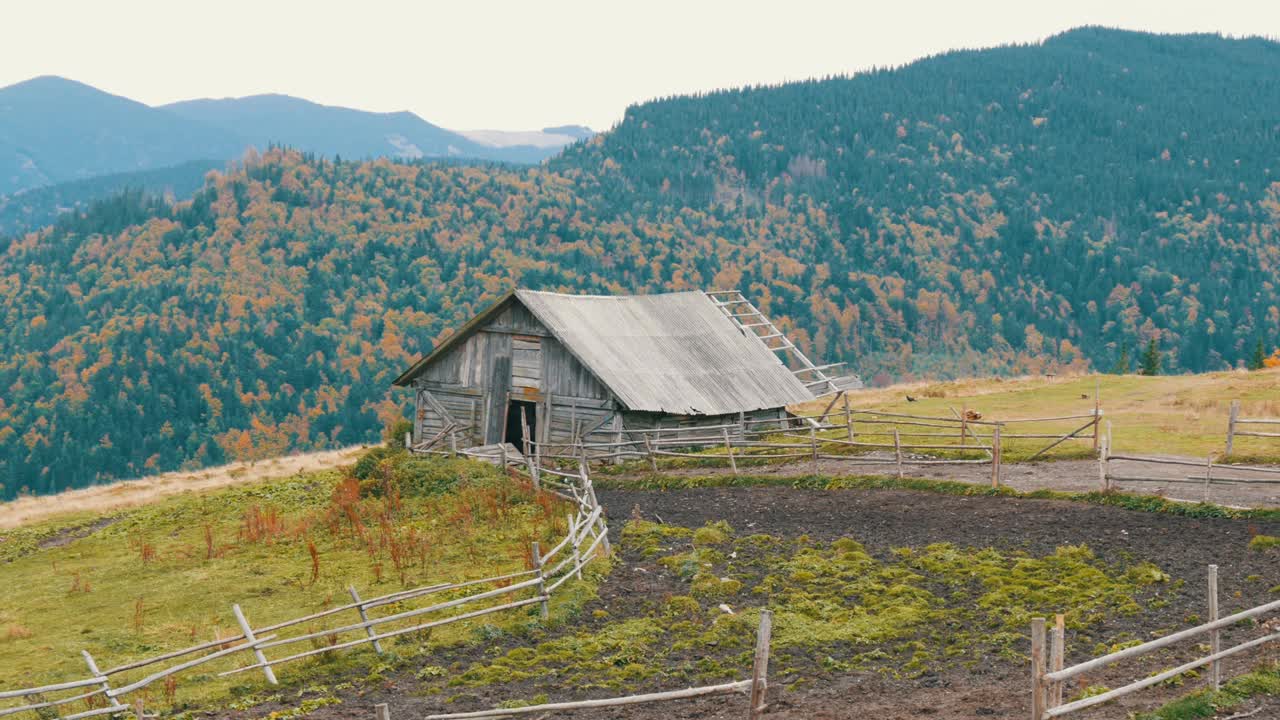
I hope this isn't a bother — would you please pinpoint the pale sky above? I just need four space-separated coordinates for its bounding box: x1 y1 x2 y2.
2 0 1277 132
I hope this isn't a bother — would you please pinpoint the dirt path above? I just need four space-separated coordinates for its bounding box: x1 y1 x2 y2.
617 452 1279 508
0 446 366 529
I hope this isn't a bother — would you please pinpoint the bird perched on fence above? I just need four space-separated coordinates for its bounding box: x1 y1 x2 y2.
963 409 983 421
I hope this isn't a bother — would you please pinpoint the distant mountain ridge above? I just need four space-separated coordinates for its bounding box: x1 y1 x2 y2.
0 76 590 198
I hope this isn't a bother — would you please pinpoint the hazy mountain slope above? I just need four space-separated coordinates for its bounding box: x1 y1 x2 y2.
0 76 242 195
162 94 567 164
5 28 1280 496
0 159 218 237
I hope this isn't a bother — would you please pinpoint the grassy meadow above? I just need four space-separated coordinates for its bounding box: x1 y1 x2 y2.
0 453 595 715
799 368 1280 461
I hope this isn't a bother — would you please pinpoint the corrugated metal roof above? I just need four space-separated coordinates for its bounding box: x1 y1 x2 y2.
515 289 814 415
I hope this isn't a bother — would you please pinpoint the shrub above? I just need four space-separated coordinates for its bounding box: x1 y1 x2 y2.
383 419 414 449
1249 535 1280 551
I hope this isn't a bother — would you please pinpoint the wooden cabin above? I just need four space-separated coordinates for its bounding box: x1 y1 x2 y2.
393 289 852 454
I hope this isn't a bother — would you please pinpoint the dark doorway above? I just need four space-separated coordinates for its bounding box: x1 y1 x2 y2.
504 400 538 453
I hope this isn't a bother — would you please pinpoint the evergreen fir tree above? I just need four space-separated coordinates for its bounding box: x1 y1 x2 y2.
1248 339 1266 370
1112 341 1131 374
1139 339 1161 376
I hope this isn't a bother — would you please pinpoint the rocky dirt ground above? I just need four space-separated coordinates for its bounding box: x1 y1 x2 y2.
223 483 1279 720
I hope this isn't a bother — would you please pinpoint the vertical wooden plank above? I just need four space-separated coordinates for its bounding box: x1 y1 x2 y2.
1208 564 1220 691
809 426 819 468
748 609 773 720
348 586 384 654
611 414 624 465
1050 614 1065 709
893 429 904 480
960 406 967 448
1030 617 1046 720
723 428 739 476
232 604 277 685
520 406 531 458
643 435 658 472
375 703 391 720
1226 400 1239 457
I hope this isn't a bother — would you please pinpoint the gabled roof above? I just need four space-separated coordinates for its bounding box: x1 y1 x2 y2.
394 289 816 415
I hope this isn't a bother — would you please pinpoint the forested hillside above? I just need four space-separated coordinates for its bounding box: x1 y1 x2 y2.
4 27 1280 497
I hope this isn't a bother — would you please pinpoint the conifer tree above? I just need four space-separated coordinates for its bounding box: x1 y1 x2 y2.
1139 339 1161 376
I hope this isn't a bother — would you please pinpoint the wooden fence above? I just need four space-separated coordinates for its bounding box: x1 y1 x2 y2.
0 467 609 720
1098 421 1280 500
1030 566 1280 719
418 610 773 720
523 398 1103 488
1225 399 1280 456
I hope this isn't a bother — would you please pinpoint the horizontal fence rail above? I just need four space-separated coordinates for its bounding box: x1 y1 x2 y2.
0 463 610 720
1226 399 1280 455
1031 566 1280 719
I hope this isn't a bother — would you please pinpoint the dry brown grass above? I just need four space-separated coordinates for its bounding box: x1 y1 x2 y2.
0 446 366 530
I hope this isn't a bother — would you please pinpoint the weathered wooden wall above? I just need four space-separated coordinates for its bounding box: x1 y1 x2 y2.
413 299 616 448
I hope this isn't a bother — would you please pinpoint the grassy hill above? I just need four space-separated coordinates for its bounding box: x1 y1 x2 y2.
0 451 594 713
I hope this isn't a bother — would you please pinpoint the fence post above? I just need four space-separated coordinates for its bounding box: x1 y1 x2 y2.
748 609 773 720
643 435 658 472
1050 614 1065 709
500 443 509 471
843 393 854 441
809 426 819 470
1098 430 1109 492
1093 377 1101 452
893 428 904 480
1208 564 1220 691
569 513 583 580
1031 617 1046 720
449 431 458 457
723 428 739 476
82 649 127 713
532 541 549 621
1226 400 1240 456
404 431 411 451
232 604 278 685
348 586 384 654
991 426 1002 488
375 702 391 720
960 406 968 448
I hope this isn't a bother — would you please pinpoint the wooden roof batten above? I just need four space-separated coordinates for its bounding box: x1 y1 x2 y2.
395 288 853 416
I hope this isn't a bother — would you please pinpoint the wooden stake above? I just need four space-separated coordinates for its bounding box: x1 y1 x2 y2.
232 604 277 685
81 650 127 712
1050 614 1065 708
643 435 658 472
1226 400 1240 457
893 428 904 480
1208 564 1220 691
723 428 739 476
375 703 391 720
1099 431 1109 492
749 609 773 720
1031 617 1046 720
532 542 549 621
960 406 967 448
1092 377 1101 452
991 426 1002 488
843 392 854 441
809 426 819 469
348 586 384 654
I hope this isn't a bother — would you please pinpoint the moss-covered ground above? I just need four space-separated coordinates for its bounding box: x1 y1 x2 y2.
417 517 1171 704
